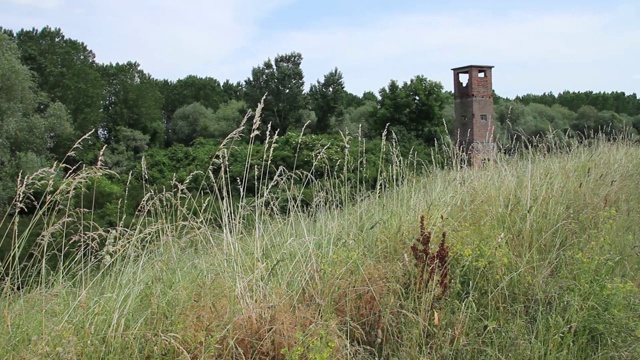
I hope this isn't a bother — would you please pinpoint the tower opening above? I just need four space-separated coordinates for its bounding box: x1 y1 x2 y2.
458 72 469 86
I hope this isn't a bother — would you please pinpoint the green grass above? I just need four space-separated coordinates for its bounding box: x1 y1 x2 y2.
1 119 640 359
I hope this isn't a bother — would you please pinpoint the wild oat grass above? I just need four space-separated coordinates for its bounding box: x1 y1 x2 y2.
1 105 639 359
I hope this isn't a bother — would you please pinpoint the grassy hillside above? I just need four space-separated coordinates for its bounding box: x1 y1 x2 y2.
1 131 640 359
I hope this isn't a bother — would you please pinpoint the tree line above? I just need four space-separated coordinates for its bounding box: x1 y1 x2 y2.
1 26 640 221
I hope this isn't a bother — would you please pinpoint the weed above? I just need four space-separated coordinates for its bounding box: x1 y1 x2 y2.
410 215 450 297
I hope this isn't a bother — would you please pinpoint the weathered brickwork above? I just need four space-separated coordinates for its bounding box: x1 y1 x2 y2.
452 65 495 166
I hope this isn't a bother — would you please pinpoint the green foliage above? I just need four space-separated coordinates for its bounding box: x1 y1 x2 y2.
13 26 105 135
169 102 215 145
221 79 244 103
632 114 640 133
3 137 640 359
167 99 246 145
103 127 150 174
244 52 307 134
281 330 336 360
442 102 455 135
344 100 376 136
160 75 229 138
0 33 74 208
207 100 248 140
100 61 165 146
495 100 579 142
374 75 447 145
570 105 632 138
549 104 576 131
309 67 346 133
0 32 37 119
361 91 378 103
516 90 640 116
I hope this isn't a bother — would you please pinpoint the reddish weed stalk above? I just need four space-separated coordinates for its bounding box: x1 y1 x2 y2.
410 215 450 297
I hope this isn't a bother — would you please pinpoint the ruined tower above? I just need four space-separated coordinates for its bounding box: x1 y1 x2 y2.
452 65 495 166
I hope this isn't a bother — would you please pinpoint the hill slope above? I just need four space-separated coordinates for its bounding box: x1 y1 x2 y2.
2 140 640 359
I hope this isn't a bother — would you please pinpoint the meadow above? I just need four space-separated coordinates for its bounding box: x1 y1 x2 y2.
1 112 639 359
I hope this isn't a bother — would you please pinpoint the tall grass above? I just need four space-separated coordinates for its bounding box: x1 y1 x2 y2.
1 106 639 359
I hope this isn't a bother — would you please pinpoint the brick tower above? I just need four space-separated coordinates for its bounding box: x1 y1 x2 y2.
452 65 495 167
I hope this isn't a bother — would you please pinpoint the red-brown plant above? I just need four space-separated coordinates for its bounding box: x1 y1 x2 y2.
410 215 450 296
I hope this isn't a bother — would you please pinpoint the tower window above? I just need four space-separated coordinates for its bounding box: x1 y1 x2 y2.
458 72 469 86
480 114 488 121
478 70 486 78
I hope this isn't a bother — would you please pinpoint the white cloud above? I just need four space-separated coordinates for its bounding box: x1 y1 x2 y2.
242 3 640 96
0 0 293 81
85 0 294 80
1 0 637 97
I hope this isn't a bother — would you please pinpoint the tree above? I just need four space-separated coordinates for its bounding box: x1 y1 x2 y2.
244 52 307 135
308 67 346 133
103 127 150 174
169 102 215 145
515 92 557 107
12 26 104 135
549 104 575 132
207 100 248 140
632 115 640 134
344 100 377 136
0 33 74 206
101 62 165 146
0 33 36 120
162 75 226 119
494 100 549 140
222 80 244 103
571 105 600 135
36 102 76 159
594 110 627 136
343 90 378 110
169 100 248 145
361 91 378 103
0 33 74 158
373 75 447 145
520 103 553 137
1 99 74 162
570 105 630 137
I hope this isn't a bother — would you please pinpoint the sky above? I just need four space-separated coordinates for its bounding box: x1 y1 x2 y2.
1 0 639 98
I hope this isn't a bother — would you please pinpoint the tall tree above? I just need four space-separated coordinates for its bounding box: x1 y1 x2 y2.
222 80 244 103
101 62 164 146
373 75 447 145
308 67 346 133
0 33 36 120
162 75 226 117
361 91 378 103
12 26 104 135
244 52 307 134
0 33 74 206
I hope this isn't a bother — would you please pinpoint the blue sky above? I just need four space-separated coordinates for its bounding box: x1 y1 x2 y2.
1 0 638 98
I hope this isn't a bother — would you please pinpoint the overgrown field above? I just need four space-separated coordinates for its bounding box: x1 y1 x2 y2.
1 131 640 359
